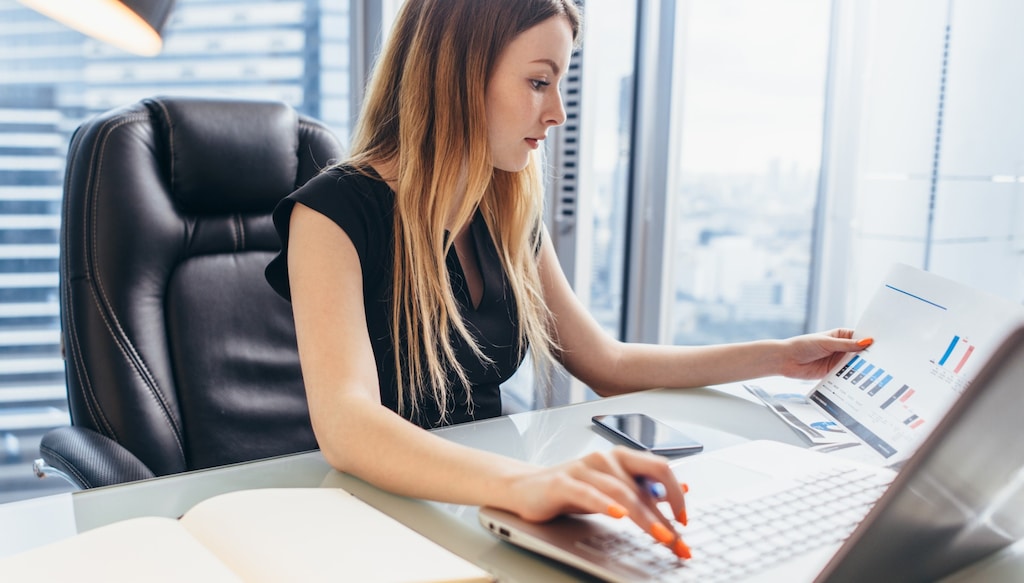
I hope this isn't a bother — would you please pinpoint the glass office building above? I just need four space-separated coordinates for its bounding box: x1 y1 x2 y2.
0 0 1020 502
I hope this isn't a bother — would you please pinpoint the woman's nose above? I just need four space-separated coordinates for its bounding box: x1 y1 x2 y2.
545 91 567 127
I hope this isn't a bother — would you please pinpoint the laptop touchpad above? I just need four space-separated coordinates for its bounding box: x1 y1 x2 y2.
671 455 775 501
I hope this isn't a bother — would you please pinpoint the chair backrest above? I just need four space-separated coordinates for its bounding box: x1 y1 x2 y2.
60 96 342 476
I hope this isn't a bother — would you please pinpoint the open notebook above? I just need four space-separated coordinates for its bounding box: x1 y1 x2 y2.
480 323 1024 582
1 488 492 583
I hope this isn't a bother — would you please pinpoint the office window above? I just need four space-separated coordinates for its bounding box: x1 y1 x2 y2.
666 0 831 344
0 0 353 503
576 1 637 340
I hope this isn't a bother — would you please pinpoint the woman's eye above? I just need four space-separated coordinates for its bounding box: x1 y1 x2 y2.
531 79 551 91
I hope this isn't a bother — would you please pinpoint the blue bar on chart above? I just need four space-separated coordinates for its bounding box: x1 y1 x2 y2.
867 374 893 396
880 384 910 410
851 364 875 385
938 336 960 366
843 358 866 380
836 355 860 378
861 367 884 390
935 335 977 376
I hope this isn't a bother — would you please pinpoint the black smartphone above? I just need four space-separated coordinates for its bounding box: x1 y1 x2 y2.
592 413 704 456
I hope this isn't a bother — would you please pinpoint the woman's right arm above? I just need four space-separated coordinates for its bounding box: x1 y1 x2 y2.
285 203 690 556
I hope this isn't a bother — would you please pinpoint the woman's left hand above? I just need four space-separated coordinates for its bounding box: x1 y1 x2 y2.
776 328 872 380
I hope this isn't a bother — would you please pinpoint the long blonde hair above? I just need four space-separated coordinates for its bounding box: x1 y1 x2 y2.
344 0 582 422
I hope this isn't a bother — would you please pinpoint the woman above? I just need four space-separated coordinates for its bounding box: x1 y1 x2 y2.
265 0 869 559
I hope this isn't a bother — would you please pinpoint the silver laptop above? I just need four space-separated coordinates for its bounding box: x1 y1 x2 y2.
479 324 1024 582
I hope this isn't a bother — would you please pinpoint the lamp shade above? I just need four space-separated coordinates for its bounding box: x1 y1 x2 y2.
17 0 175 57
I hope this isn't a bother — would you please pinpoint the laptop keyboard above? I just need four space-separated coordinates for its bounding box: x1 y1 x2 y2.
576 465 892 582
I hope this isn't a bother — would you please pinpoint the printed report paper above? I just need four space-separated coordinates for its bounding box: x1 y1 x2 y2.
746 263 1024 466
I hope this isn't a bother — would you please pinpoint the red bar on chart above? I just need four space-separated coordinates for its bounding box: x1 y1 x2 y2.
953 345 975 374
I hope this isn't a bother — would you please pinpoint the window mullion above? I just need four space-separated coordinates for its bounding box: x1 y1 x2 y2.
623 0 678 345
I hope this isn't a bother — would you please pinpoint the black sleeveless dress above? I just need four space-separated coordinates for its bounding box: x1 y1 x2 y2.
266 167 524 428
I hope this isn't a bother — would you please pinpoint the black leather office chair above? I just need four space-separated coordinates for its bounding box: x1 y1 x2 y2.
36 96 343 489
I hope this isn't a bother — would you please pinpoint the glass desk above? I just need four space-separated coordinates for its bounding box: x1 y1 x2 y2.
4 386 1022 581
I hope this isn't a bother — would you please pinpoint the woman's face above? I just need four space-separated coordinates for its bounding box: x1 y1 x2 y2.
485 15 574 172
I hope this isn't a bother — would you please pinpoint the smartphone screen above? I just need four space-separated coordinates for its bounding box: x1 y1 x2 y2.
592 413 704 456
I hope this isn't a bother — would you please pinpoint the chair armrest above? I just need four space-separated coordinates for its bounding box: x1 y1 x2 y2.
37 426 156 489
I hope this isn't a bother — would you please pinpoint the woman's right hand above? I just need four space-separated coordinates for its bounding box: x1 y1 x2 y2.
499 447 691 558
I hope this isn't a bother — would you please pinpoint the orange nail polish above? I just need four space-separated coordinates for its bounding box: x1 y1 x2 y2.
680 482 689 493
673 538 692 559
677 507 688 526
856 337 873 348
606 504 628 519
650 522 673 544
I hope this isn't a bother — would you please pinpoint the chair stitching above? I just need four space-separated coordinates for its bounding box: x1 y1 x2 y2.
94 103 186 457
229 213 239 251
236 214 245 251
39 443 92 489
150 98 176 198
63 116 153 440
63 283 103 433
76 116 152 442
85 111 187 463
60 126 104 435
77 116 166 441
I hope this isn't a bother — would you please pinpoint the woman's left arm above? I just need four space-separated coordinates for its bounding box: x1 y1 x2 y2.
538 236 869 396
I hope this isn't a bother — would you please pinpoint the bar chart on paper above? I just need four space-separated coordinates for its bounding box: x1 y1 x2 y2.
762 264 1024 465
812 352 930 459
930 335 975 393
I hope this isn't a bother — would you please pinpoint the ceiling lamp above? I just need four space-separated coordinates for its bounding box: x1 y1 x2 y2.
17 0 175 57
